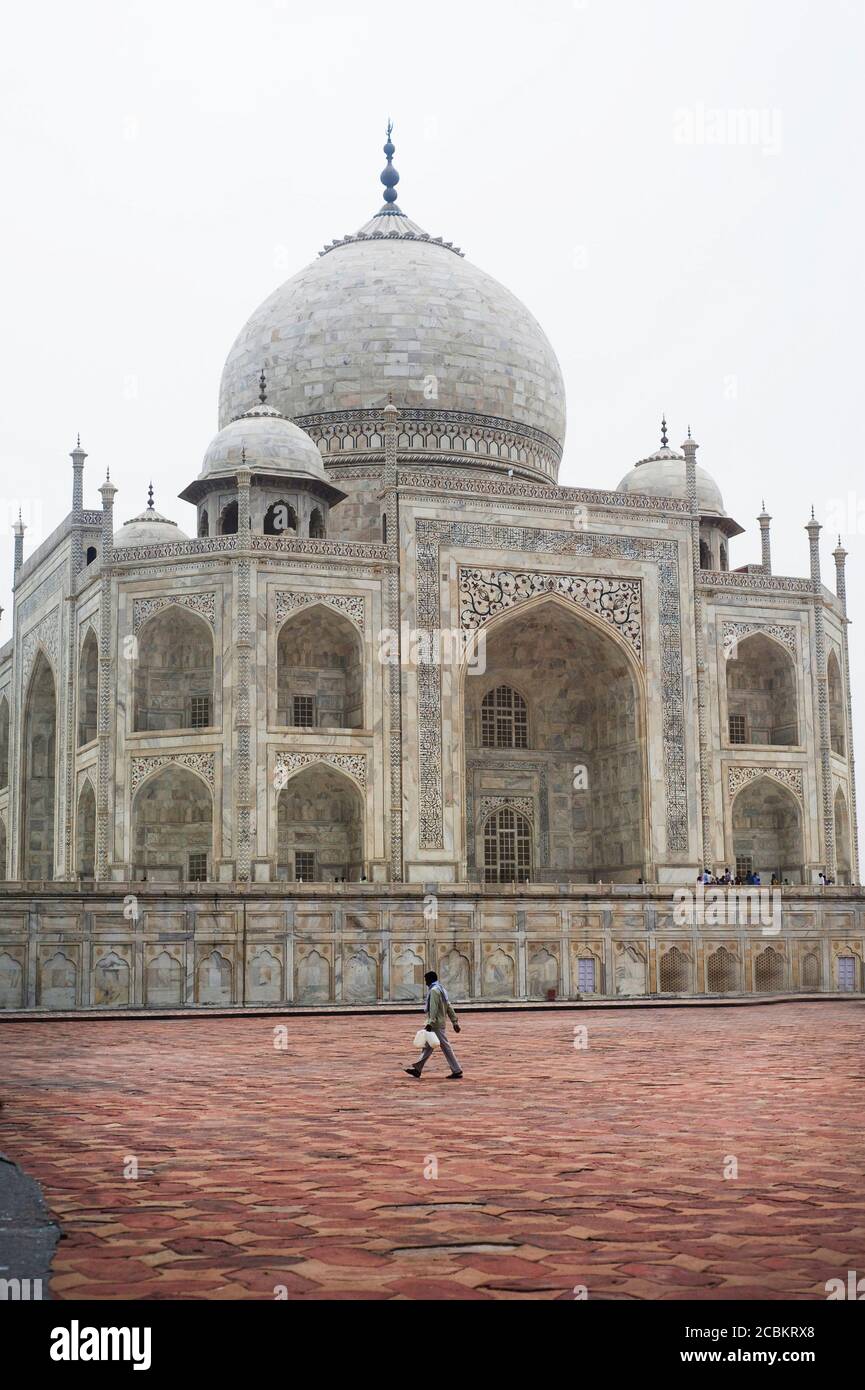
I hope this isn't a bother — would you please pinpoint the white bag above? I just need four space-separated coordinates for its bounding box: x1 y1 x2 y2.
413 1027 439 1049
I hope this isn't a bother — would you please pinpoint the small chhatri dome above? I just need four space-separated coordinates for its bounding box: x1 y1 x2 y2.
179 393 346 508
114 486 189 548
616 420 741 534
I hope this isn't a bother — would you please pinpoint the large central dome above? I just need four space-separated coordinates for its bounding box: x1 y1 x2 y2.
219 131 566 483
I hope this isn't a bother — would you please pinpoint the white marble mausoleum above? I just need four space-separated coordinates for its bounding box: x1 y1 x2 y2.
0 130 861 1011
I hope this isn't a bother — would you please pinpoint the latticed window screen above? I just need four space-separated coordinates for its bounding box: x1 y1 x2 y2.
707 947 737 994
577 957 596 993
295 852 315 882
481 686 528 749
659 946 689 993
484 808 531 884
190 696 210 729
735 855 753 880
802 952 820 990
755 948 785 992
837 956 856 992
729 714 747 744
188 853 207 883
293 696 315 727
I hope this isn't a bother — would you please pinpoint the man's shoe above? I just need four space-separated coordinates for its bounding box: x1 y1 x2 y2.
446 1072 464 1080
404 1067 421 1078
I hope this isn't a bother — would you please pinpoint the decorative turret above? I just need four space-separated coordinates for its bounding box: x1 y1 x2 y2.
758 500 772 574
833 535 848 611
13 510 26 578
71 434 87 518
806 506 822 585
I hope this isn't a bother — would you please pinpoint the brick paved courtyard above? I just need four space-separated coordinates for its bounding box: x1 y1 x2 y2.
1 1002 864 1300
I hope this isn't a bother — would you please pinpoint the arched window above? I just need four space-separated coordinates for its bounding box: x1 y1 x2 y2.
77 630 99 746
481 686 528 749
219 501 238 535
483 807 532 884
85 546 98 565
699 539 711 570
198 509 209 538
309 508 325 539
264 501 297 536
0 695 9 789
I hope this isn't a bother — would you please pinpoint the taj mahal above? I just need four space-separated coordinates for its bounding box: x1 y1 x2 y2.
0 129 862 1012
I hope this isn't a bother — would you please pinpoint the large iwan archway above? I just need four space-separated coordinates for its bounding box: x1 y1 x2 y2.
464 597 647 883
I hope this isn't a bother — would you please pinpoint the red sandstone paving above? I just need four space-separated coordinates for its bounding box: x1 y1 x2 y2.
1 1003 864 1300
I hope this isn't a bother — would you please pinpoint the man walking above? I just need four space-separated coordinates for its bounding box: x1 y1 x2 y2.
405 971 463 1080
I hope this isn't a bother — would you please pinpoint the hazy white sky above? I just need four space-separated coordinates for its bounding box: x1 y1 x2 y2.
1 0 863 847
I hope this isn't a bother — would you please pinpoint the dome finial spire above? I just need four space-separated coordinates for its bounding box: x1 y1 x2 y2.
147 481 154 511
661 415 668 448
379 119 401 214
259 368 267 405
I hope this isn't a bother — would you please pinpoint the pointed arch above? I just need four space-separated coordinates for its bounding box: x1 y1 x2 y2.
706 947 738 994
480 684 529 749
726 632 798 746
276 603 363 730
463 592 648 884
834 786 852 883
0 692 9 789
659 946 691 994
134 605 214 733
78 627 99 746
482 806 532 884
754 946 785 992
22 651 57 880
731 775 804 883
264 500 297 536
309 508 325 539
276 761 364 883
219 500 238 535
132 763 213 882
828 650 845 756
76 779 96 878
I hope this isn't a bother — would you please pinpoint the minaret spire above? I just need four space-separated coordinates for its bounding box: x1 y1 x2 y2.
378 120 402 216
